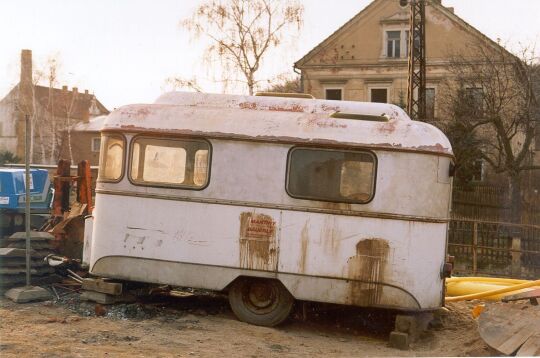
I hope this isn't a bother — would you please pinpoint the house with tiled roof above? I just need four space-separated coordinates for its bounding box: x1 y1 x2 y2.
294 0 510 120
0 49 109 164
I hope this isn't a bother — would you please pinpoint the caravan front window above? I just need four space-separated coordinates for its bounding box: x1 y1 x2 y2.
98 135 125 182
287 148 376 204
129 137 210 189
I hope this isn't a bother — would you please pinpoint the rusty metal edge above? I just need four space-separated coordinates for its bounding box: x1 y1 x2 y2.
100 128 455 160
90 255 424 310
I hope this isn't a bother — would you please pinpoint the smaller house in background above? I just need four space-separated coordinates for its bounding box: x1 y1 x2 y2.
0 49 109 164
60 114 107 166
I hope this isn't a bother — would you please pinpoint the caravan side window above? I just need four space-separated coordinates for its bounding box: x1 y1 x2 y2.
286 148 376 204
129 137 210 189
98 135 125 182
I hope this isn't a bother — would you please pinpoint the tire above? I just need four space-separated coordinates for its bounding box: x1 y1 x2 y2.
228 277 294 327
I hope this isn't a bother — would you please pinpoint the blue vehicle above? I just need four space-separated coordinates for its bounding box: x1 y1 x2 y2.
0 168 53 237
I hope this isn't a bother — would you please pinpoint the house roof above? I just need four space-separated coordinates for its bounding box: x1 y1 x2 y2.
32 85 109 120
72 115 108 132
102 91 452 157
295 0 514 68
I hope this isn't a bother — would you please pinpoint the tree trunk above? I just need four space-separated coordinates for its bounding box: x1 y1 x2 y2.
247 73 255 96
508 173 522 224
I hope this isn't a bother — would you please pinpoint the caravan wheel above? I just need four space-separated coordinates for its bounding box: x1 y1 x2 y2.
228 277 294 327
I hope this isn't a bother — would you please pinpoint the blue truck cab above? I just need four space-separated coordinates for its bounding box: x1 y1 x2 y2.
0 169 53 237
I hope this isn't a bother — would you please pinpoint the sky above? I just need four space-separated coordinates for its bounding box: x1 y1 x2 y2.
0 0 539 110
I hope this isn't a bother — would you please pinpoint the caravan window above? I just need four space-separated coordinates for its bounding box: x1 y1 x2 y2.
287 148 376 204
130 137 210 189
98 135 125 182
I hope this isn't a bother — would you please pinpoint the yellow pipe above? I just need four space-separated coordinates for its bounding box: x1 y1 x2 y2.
446 277 528 284
445 279 540 302
446 281 528 300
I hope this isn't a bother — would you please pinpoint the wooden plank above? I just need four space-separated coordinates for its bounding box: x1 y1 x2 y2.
478 303 540 355
516 333 540 357
82 278 123 296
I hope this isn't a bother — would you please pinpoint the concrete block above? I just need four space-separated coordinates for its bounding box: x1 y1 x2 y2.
0 248 28 257
394 313 432 341
395 315 413 332
389 331 409 350
4 286 51 303
10 232 54 241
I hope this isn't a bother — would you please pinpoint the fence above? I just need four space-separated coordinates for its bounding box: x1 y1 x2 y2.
448 219 540 279
452 184 540 225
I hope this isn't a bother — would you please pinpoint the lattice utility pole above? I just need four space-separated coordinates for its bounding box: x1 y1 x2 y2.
405 0 426 120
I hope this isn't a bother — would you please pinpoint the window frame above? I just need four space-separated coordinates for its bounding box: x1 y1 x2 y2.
465 87 485 117
425 87 436 119
324 87 343 101
91 137 101 152
285 146 378 205
369 87 389 103
97 134 126 184
386 30 401 58
127 134 212 191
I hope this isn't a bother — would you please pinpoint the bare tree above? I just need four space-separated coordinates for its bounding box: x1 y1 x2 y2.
439 43 540 222
264 73 301 93
182 0 303 95
45 56 60 163
163 76 203 93
61 89 77 164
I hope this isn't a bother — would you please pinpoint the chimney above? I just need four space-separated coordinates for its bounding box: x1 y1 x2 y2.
446 6 454 13
62 85 68 91
84 89 89 95
16 49 34 159
72 87 78 95
20 49 32 86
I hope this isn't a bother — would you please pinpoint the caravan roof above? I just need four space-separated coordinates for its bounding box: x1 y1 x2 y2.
102 92 452 157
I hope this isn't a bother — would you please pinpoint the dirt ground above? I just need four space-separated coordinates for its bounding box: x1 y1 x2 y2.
0 288 495 358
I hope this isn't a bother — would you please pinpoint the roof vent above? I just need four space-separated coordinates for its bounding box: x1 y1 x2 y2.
254 92 314 99
331 111 389 122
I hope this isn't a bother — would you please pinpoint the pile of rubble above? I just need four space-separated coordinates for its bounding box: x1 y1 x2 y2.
0 232 58 293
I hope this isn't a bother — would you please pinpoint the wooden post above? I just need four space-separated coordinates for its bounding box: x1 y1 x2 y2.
52 159 71 217
77 160 93 215
472 221 478 275
511 227 522 277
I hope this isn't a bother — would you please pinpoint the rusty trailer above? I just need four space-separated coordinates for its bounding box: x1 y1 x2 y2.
84 91 454 326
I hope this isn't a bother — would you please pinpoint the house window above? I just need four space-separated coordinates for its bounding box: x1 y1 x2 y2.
130 137 210 189
471 159 484 182
286 147 376 204
325 88 342 101
91 137 101 152
386 31 401 58
465 87 484 117
370 88 388 103
425 88 436 119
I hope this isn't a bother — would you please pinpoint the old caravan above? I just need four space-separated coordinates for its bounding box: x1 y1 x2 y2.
85 92 453 326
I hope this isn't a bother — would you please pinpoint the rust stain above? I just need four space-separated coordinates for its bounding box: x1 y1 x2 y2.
239 212 277 271
347 238 389 306
416 143 447 152
316 120 347 129
299 222 309 273
321 216 341 255
239 102 258 110
268 104 304 112
378 121 397 134
320 104 340 112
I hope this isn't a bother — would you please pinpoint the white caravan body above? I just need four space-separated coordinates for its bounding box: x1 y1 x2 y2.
86 92 453 312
